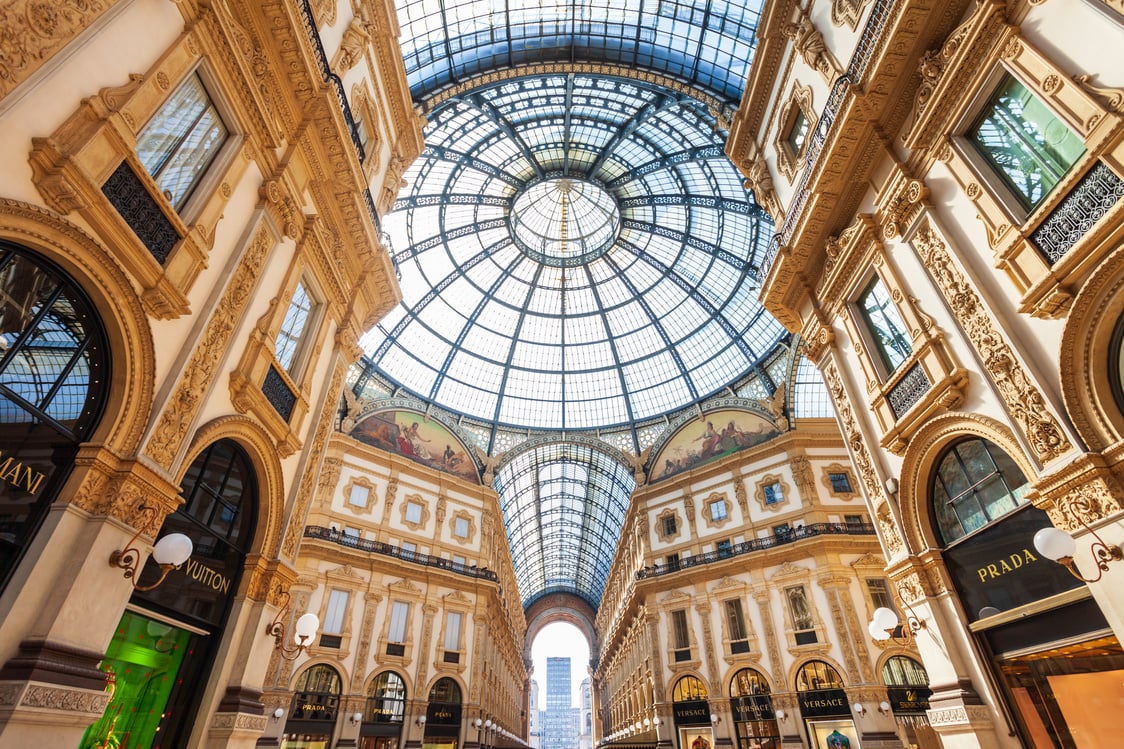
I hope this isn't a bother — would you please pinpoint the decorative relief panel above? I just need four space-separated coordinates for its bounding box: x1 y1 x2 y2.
146 222 274 470
912 221 1071 463
0 0 117 101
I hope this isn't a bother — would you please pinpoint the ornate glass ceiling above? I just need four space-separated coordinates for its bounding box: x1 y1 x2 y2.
359 73 782 435
495 442 634 608
396 0 765 104
353 0 785 610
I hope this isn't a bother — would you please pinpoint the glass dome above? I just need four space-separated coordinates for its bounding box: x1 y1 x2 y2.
360 73 782 434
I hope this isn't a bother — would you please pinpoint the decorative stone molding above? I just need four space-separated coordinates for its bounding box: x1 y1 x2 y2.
821 463 858 501
209 711 269 731
0 199 155 455
832 0 873 29
783 10 842 85
821 362 905 556
774 82 815 182
901 0 1009 150
654 508 682 542
701 493 732 530
754 474 792 512
282 361 348 559
896 412 1034 553
400 495 431 531
912 221 1071 463
15 683 110 715
0 0 117 102
146 220 275 470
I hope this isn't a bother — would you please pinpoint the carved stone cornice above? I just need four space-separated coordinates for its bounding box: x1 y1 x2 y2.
901 0 1010 151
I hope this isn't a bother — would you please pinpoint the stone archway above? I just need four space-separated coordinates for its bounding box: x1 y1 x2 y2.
523 593 598 667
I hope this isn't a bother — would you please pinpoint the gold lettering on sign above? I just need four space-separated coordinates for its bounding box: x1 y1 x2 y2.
0 454 48 495
180 558 232 594
976 548 1039 582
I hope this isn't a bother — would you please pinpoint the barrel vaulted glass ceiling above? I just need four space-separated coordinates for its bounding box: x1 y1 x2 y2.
395 0 765 104
356 0 779 608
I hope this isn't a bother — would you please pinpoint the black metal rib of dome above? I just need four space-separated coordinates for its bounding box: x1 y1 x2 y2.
360 73 782 438
395 0 766 105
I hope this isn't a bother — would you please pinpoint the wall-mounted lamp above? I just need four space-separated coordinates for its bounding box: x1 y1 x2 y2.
867 583 926 645
1033 513 1122 583
475 718 484 729
651 717 660 727
109 505 193 591
265 587 319 660
852 703 866 717
417 715 427 727
350 712 364 724
878 701 891 715
709 713 720 724
643 718 651 728
774 709 786 723
272 707 285 721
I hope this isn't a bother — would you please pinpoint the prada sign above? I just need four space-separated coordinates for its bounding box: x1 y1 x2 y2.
943 506 1082 622
731 695 774 722
797 689 849 718
426 702 462 737
673 700 711 725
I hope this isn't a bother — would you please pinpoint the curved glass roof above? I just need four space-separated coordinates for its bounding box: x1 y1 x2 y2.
396 0 765 104
495 442 635 608
359 73 782 435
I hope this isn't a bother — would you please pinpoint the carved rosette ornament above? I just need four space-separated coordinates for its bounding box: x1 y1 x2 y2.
822 363 905 556
912 223 1071 462
146 223 273 470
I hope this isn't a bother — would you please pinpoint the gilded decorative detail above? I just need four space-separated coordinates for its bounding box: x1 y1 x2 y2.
832 0 873 29
0 0 114 100
1073 74 1124 113
351 598 379 692
783 10 843 84
20 684 110 714
1051 478 1124 530
822 362 905 555
209 712 268 731
146 222 273 470
912 223 1071 462
281 360 347 559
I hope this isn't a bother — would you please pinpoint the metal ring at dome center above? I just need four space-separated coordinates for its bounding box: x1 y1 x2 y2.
508 177 620 267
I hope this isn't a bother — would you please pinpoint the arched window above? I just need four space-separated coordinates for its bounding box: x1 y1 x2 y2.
795 661 844 692
931 438 1028 544
730 668 771 696
292 664 342 720
0 243 108 590
672 675 708 701
881 656 928 687
367 671 407 723
429 676 462 704
1111 313 1124 416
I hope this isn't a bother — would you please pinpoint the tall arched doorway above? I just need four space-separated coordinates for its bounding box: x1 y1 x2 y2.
360 670 407 749
425 677 464 749
0 242 108 593
285 664 342 747
729 668 779 749
80 439 258 749
793 660 854 749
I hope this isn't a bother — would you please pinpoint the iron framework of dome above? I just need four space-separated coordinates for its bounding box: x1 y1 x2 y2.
359 72 782 437
351 0 794 610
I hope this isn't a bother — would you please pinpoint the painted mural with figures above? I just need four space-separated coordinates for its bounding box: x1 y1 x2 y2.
652 409 780 481
350 410 478 482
